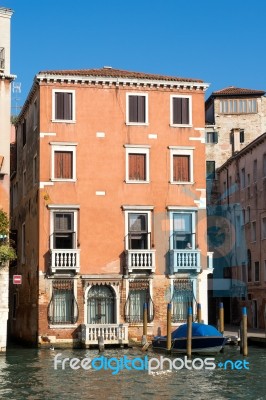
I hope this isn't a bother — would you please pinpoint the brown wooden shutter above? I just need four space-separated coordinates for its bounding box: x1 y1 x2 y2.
55 92 72 120
173 97 189 124
138 96 145 123
129 96 138 122
129 96 145 122
64 93 72 120
54 151 73 179
129 154 146 180
173 155 190 181
182 98 189 124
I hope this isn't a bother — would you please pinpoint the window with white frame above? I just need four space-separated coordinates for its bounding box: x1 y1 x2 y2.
126 93 148 125
170 95 192 126
123 207 153 250
125 145 150 183
170 211 196 250
49 208 79 250
170 147 194 184
52 89 75 122
51 143 77 181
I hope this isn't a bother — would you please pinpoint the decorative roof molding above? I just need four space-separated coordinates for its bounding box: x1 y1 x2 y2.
0 73 16 81
36 69 209 92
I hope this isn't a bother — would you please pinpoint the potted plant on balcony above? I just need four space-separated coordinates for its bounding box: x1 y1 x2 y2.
0 209 16 265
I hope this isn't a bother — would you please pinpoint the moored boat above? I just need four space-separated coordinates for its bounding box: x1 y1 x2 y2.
152 322 227 354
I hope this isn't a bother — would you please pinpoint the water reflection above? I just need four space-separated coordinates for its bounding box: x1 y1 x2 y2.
0 346 266 400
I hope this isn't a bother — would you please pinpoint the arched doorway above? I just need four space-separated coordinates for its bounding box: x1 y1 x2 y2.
87 285 115 324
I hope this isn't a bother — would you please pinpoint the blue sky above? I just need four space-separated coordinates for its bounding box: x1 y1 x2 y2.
2 0 266 113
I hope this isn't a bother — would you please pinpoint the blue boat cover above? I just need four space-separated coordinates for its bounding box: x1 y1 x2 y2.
172 323 222 339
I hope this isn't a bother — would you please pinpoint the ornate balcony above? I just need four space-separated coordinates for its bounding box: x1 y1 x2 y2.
169 249 201 274
81 324 128 346
125 249 156 274
50 249 80 273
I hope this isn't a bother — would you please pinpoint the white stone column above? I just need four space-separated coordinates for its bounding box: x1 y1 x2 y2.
0 263 9 352
198 268 213 324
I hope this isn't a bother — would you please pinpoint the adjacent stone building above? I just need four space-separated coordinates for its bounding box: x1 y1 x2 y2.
205 86 266 326
0 7 15 353
217 133 266 328
9 67 212 347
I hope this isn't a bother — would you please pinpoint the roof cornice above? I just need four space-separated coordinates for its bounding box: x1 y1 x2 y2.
0 73 16 81
36 73 209 92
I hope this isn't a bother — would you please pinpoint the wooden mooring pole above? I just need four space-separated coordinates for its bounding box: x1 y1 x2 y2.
197 303 202 323
142 302 148 345
186 306 192 358
167 303 172 351
219 302 224 334
242 307 248 357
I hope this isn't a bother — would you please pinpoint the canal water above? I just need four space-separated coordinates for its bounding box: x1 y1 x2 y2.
0 345 266 400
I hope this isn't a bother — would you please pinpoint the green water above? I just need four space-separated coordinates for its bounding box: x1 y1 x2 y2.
0 345 265 400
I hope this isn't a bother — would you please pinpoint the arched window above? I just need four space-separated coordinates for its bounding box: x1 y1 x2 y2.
87 285 115 324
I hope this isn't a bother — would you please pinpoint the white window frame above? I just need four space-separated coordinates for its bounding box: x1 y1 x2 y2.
168 208 197 250
123 206 153 251
169 146 194 184
52 89 76 123
50 142 77 182
126 93 149 126
170 95 192 127
49 206 79 251
125 145 150 183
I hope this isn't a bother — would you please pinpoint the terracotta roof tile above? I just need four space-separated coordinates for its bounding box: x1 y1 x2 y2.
212 86 265 96
37 67 203 83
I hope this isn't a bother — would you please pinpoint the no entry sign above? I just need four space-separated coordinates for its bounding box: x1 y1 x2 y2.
13 275 22 284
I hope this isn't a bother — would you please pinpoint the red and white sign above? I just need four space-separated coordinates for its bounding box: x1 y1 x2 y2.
13 275 22 285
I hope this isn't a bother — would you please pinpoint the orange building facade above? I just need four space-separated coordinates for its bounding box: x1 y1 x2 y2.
9 68 212 347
